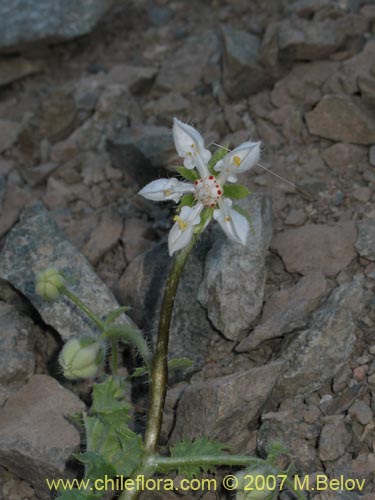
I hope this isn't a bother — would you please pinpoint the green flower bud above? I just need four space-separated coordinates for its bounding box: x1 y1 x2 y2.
236 468 274 500
35 268 65 301
59 337 104 380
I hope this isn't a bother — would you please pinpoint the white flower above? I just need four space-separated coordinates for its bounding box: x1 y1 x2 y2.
138 118 260 256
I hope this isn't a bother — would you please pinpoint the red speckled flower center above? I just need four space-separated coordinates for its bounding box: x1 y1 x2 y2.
194 176 223 208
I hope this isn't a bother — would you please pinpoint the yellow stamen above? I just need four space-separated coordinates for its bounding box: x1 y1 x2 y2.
164 189 172 196
233 155 241 167
173 215 188 231
224 216 232 222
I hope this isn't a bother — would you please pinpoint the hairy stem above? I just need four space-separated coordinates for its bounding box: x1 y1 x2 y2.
106 324 152 370
61 286 104 331
144 236 196 454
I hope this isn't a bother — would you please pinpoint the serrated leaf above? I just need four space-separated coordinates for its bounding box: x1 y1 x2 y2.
176 193 195 213
223 184 251 199
232 204 255 234
175 166 200 181
74 452 116 480
207 146 229 174
91 377 131 418
104 307 130 328
169 438 227 478
168 358 193 371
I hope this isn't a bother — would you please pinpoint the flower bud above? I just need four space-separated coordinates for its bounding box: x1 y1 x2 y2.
35 268 65 301
59 337 104 380
236 468 274 500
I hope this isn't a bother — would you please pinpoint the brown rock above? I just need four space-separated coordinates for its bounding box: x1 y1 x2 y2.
353 186 372 203
271 222 357 277
319 417 351 461
306 95 375 145
349 400 374 425
0 58 43 88
121 218 155 262
285 208 307 226
0 183 30 239
0 375 84 499
37 89 77 143
321 143 367 168
105 64 157 95
171 363 284 450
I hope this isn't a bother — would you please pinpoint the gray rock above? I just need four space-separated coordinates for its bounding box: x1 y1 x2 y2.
198 194 273 341
271 222 357 277
0 0 111 52
171 362 284 450
322 143 367 169
274 277 365 399
237 272 327 352
0 119 21 154
222 25 268 99
155 32 220 93
105 64 157 95
117 235 216 368
355 218 375 261
306 95 375 145
0 303 36 403
277 15 368 62
348 400 373 425
0 202 133 341
370 146 375 167
0 183 30 240
107 125 174 187
0 375 84 499
319 417 352 461
0 58 43 88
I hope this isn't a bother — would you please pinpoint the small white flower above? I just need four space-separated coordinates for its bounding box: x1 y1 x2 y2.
138 118 260 256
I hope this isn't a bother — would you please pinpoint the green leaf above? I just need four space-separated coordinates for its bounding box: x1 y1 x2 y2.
232 204 255 234
74 452 116 480
169 438 227 478
175 166 200 181
176 193 195 213
91 377 131 418
132 366 148 378
207 146 229 174
223 184 251 199
104 307 130 328
168 357 193 371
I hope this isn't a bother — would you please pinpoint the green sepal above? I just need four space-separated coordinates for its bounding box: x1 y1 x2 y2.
103 307 130 328
166 438 228 478
176 193 195 213
193 207 214 234
73 451 116 481
175 166 200 181
207 146 229 174
223 184 251 199
232 204 255 234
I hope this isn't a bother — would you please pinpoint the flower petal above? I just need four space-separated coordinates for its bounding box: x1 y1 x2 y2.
138 178 194 203
168 203 203 256
213 198 249 246
216 141 261 183
173 118 211 177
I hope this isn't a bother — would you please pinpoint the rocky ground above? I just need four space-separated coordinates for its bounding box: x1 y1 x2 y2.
0 0 375 499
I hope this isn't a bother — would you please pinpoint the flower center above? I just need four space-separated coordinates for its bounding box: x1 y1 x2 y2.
194 176 223 208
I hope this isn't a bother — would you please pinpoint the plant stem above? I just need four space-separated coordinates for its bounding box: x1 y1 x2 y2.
151 454 262 469
111 338 118 375
144 236 196 455
106 325 152 370
61 286 104 331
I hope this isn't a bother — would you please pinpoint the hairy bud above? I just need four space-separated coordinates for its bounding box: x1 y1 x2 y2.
35 268 65 301
59 337 104 380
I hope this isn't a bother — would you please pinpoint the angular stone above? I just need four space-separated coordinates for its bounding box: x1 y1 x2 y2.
306 95 375 145
117 235 216 368
0 0 111 52
0 303 36 401
0 183 30 239
370 146 375 167
0 375 84 499
274 278 365 399
171 362 284 450
0 119 21 153
198 194 273 341
0 58 43 87
322 143 367 169
106 64 157 95
355 218 375 261
0 202 134 341
319 417 352 461
349 400 374 425
155 32 219 93
278 15 368 62
20 162 58 187
107 125 174 187
237 272 327 352
37 88 77 143
271 222 357 277
222 25 268 99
